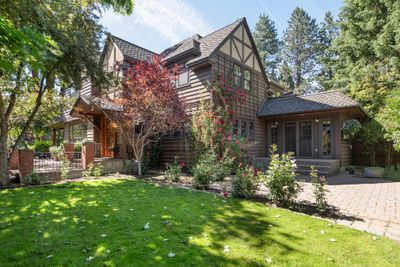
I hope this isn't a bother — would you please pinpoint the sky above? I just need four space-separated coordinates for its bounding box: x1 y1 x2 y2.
100 0 343 53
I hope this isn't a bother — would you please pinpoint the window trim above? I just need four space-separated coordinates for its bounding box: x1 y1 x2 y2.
176 69 190 88
233 64 252 91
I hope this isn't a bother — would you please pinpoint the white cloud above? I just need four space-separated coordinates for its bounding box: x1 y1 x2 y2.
101 0 213 45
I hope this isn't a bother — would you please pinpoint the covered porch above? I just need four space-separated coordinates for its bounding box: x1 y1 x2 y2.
62 95 127 160
257 91 368 175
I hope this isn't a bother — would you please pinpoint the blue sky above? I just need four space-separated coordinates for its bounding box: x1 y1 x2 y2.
100 0 343 53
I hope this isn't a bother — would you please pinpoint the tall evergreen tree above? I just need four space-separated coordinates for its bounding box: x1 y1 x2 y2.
278 61 295 91
280 7 319 94
317 11 339 91
253 14 280 79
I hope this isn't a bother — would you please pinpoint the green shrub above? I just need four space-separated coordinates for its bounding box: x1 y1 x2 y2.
164 159 182 182
310 166 329 213
191 153 231 189
33 140 52 152
232 165 261 199
92 164 104 178
83 163 94 178
49 146 63 158
74 142 82 152
26 172 41 185
263 145 302 207
60 157 70 180
384 164 400 181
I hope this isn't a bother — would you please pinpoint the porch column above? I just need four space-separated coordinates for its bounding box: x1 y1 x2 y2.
19 149 34 183
82 142 95 170
52 128 56 146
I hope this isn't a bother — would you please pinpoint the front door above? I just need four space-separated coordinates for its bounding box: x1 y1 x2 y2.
285 122 297 155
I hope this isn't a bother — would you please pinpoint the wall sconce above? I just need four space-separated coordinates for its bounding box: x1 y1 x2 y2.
315 118 319 123
274 121 278 126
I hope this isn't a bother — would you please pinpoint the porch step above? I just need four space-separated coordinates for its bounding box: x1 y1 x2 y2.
252 157 340 176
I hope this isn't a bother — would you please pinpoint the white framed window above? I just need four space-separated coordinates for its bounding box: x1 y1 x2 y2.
233 64 242 88
243 69 251 91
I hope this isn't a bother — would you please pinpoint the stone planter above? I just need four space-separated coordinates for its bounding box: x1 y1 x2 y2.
364 167 385 178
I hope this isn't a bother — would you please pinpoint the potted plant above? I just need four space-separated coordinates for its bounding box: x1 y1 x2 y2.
360 120 385 178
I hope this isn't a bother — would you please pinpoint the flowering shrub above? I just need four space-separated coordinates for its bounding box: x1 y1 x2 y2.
192 74 247 166
310 166 329 213
232 165 261 199
164 158 183 182
342 119 361 138
263 145 302 207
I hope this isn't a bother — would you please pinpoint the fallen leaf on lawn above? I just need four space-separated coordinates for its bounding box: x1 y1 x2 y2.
167 252 176 257
223 245 230 253
256 222 261 225
320 230 325 235
129 209 134 211
265 257 273 263
275 214 281 218
329 238 336 242
303 230 307 234
143 222 150 230
101 234 107 237
372 236 378 241
163 206 168 209
163 238 169 242
103 214 109 217
268 224 273 228
46 255 53 259
328 223 333 227
222 200 226 203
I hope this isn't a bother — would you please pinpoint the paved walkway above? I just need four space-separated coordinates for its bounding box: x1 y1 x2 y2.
296 172 400 241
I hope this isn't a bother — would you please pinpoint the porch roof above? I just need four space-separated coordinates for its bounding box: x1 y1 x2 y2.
258 91 367 118
70 95 122 118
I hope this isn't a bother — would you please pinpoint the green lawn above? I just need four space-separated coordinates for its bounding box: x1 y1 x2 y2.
0 178 399 266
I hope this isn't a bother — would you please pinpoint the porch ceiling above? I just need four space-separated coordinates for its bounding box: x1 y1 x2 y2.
70 95 122 118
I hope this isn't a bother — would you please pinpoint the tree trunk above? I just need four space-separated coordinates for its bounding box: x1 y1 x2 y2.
138 159 142 176
0 97 9 185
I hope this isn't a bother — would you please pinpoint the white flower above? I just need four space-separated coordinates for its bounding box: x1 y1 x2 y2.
167 252 176 257
223 245 230 253
100 234 107 237
188 236 193 240
143 222 150 230
265 257 273 263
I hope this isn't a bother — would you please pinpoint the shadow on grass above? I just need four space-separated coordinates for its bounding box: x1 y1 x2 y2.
0 178 304 266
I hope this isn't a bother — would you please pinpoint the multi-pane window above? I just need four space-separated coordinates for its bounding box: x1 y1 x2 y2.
248 121 254 139
240 120 247 138
233 64 242 88
233 119 239 136
176 70 189 87
233 64 251 91
271 124 278 146
243 70 251 90
322 120 332 156
69 123 87 143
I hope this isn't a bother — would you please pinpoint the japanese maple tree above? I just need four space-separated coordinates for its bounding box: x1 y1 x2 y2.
106 56 188 175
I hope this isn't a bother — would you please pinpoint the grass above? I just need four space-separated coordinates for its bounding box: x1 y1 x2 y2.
0 178 399 266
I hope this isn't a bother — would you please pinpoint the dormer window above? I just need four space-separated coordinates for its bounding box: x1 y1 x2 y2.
176 69 189 87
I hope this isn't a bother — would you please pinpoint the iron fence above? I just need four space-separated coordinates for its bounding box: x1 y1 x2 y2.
34 152 82 172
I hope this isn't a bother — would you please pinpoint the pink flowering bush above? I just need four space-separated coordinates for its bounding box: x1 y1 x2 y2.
232 165 262 199
310 166 329 213
192 74 247 166
263 145 302 207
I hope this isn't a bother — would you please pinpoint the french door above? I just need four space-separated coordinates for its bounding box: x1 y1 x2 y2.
284 121 313 157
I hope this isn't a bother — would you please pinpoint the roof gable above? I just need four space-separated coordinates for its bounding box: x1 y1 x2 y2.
110 35 157 62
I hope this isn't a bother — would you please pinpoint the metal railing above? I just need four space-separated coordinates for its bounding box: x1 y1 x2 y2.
34 152 82 172
94 143 101 158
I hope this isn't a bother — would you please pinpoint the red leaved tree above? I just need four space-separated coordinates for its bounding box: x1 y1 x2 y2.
106 56 188 175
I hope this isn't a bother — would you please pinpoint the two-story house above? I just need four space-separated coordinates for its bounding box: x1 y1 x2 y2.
51 18 366 175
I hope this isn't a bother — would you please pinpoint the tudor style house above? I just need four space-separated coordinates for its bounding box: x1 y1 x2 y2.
50 18 366 175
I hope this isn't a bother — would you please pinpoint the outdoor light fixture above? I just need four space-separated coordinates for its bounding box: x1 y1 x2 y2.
315 118 319 123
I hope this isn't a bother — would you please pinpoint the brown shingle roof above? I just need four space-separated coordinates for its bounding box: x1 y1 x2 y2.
258 91 363 117
110 35 157 61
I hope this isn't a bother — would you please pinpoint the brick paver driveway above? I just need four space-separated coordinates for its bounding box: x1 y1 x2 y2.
297 172 400 241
